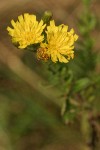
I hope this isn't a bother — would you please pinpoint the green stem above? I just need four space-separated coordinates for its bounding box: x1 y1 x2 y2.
81 110 97 150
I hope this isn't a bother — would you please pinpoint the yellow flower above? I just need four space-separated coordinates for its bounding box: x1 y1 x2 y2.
7 13 46 49
40 20 78 63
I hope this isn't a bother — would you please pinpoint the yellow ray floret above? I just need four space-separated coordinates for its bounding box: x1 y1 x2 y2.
7 13 46 49
40 20 78 63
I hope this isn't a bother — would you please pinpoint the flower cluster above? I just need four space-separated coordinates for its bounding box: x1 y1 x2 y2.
7 13 78 63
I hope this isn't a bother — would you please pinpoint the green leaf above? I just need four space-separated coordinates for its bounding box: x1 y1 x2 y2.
73 78 91 93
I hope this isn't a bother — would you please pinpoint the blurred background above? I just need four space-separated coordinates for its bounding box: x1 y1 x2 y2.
0 0 100 150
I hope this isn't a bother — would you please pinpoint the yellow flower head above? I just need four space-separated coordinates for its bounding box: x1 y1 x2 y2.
7 13 46 49
40 20 78 63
